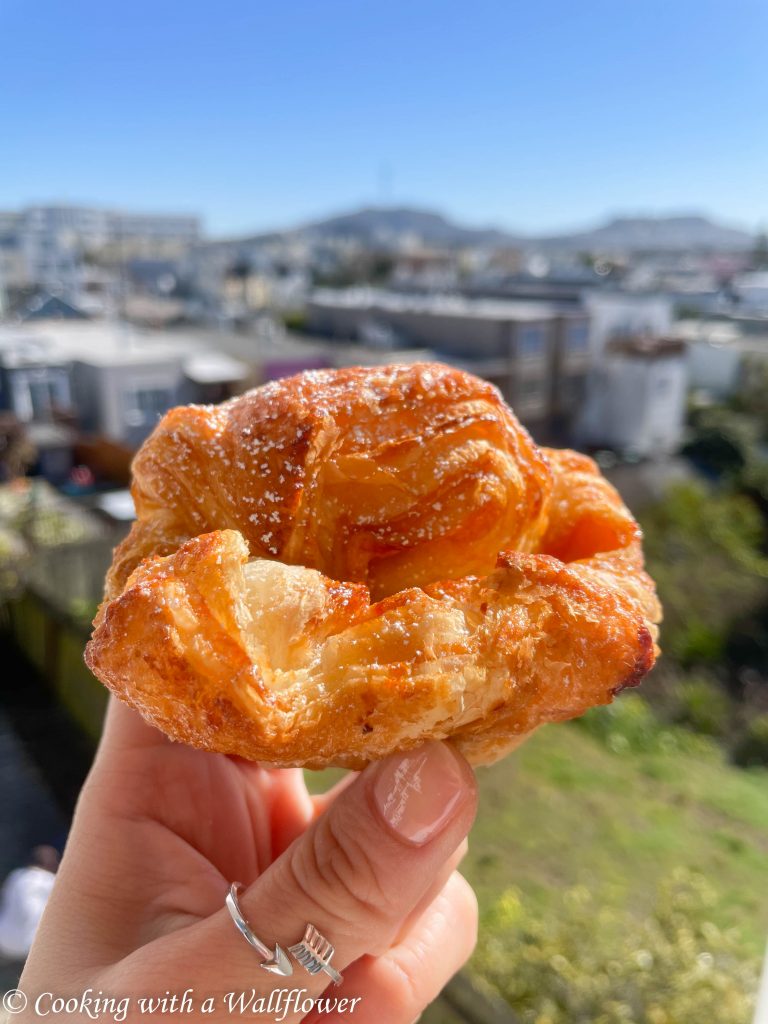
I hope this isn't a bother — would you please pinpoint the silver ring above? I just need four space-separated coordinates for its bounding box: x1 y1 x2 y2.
289 924 343 986
226 883 293 977
225 883 343 986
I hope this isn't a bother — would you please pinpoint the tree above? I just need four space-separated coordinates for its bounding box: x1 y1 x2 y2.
640 482 768 666
682 407 758 478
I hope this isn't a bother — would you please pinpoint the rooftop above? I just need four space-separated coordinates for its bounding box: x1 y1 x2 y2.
675 317 768 352
0 321 249 376
606 335 687 358
310 287 584 322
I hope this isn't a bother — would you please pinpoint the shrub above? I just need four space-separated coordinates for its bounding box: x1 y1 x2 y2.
732 714 768 768
575 695 718 760
577 695 660 753
638 482 768 667
669 675 733 738
475 871 759 1024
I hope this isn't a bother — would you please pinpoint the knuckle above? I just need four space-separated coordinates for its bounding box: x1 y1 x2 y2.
289 811 397 928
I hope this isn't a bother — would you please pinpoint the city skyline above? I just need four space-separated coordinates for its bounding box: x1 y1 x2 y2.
2 0 767 236
0 198 762 243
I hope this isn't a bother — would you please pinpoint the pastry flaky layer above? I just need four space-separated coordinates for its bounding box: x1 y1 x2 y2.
86 362 661 768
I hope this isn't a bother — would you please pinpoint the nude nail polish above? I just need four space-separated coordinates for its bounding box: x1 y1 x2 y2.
372 742 470 845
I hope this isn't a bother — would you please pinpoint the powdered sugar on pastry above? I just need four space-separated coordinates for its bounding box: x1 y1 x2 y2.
87 362 660 768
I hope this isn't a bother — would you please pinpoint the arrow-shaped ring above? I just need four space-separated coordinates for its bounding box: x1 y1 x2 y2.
225 882 293 977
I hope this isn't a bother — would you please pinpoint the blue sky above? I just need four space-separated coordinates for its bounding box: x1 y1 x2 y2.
1 0 766 237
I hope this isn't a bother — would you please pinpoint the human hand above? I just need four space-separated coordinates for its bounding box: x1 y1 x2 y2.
18 698 478 1022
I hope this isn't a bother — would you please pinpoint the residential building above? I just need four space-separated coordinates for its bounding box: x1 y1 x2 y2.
577 337 688 457
72 348 189 449
0 237 27 314
676 318 768 398
0 322 248 454
550 315 591 439
731 271 768 315
208 315 432 384
110 211 199 247
1 205 200 304
183 237 311 319
583 291 673 356
390 249 461 290
306 288 591 440
0 331 74 423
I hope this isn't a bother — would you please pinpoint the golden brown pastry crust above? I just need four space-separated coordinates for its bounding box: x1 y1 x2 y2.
87 363 661 767
104 364 552 601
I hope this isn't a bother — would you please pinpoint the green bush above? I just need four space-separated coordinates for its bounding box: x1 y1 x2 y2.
669 675 733 738
732 714 768 768
575 695 718 760
639 482 768 667
475 871 759 1024
577 695 660 753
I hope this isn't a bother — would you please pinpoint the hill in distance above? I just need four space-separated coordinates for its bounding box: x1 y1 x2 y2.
297 206 515 248
267 205 755 252
541 214 754 252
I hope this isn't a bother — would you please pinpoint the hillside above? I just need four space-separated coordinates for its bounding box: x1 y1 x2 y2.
297 206 516 248
260 206 755 252
464 717 768 952
539 213 754 252
307 705 768 1019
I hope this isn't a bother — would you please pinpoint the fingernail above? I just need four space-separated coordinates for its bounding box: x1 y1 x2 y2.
372 742 470 846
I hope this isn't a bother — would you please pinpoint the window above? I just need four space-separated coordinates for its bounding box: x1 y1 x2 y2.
123 387 173 428
518 376 545 402
28 380 59 419
11 369 71 422
518 324 545 356
560 373 585 405
566 323 589 351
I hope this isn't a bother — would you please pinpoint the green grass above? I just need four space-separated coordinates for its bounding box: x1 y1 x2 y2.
468 723 768 955
306 717 768 955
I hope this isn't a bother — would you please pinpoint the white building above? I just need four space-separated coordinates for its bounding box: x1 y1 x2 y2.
0 321 247 448
72 345 189 448
675 318 768 399
731 271 768 315
2 205 200 304
583 291 673 356
578 337 688 457
0 243 27 315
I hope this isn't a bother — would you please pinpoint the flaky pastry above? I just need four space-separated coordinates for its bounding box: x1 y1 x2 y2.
86 363 661 768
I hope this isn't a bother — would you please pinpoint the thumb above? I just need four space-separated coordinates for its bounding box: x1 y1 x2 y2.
197 741 476 1001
